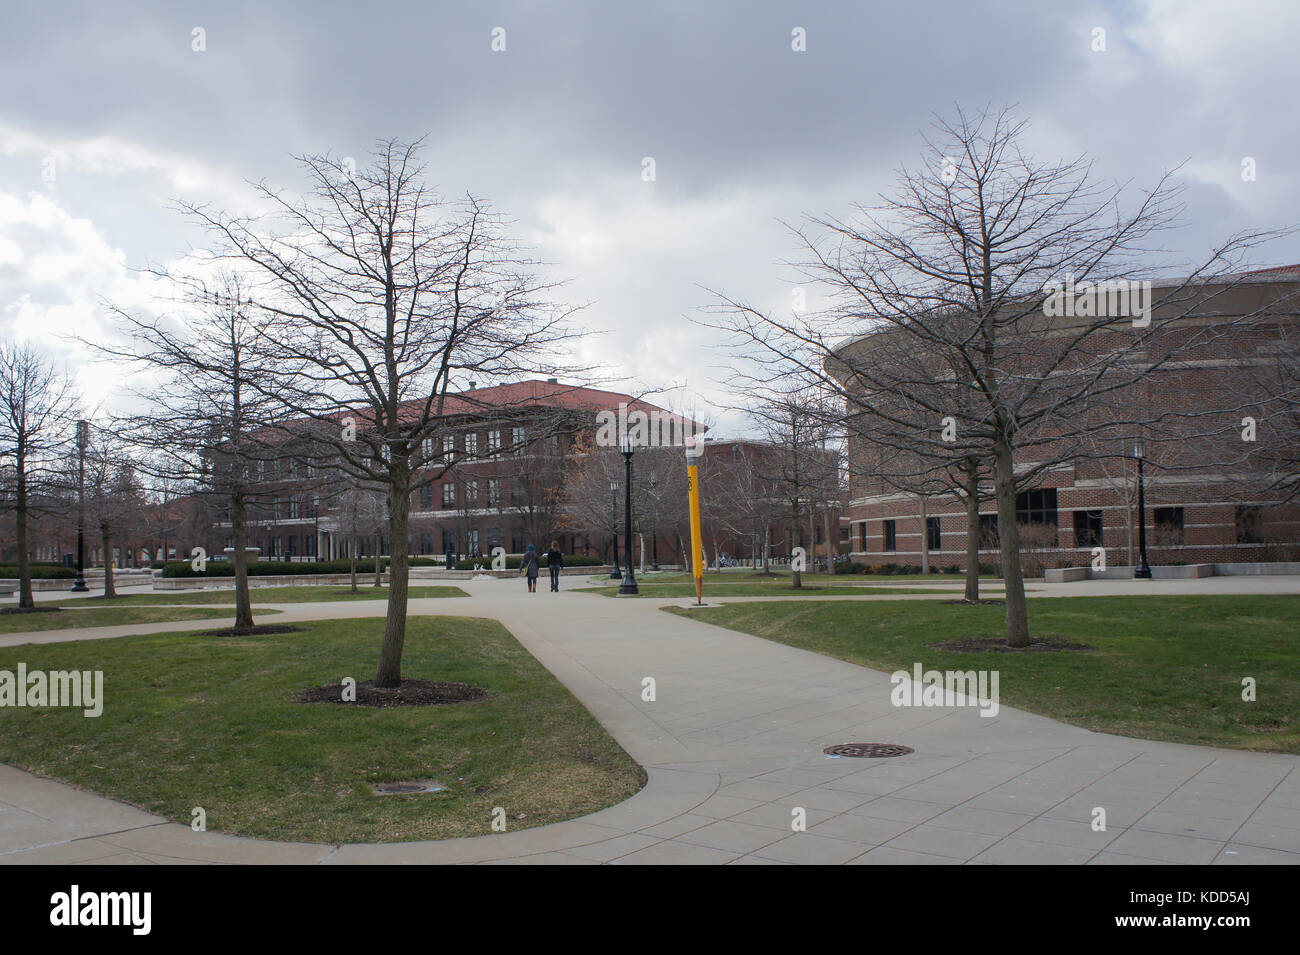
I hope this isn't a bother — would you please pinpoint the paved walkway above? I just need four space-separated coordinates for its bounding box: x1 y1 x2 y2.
1 577 1297 864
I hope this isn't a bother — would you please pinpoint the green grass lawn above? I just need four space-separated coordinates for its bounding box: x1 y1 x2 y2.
582 581 945 598
39 585 467 607
0 616 643 842
668 595 1300 753
0 605 282 634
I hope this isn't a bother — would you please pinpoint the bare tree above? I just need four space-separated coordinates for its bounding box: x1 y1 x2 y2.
91 273 294 630
183 138 581 686
0 341 80 608
706 105 1285 646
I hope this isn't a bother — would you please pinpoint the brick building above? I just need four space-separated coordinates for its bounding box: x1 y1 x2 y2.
835 269 1300 572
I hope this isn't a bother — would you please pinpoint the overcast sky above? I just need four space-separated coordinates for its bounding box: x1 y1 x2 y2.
2 0 1297 437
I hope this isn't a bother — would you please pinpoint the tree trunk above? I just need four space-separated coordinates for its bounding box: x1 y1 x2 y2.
100 523 117 598
919 496 930 575
15 459 33 609
373 535 382 587
963 460 981 602
994 441 1030 647
231 488 254 628
823 509 834 574
791 501 802 589
762 525 770 573
349 535 358 593
375 470 411 687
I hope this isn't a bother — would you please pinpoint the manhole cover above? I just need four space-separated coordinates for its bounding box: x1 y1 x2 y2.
823 743 914 758
371 781 445 795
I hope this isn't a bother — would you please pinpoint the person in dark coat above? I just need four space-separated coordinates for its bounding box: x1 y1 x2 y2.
521 544 540 592
546 541 563 592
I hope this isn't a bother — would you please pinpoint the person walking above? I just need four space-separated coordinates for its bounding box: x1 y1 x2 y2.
520 544 540 593
546 540 563 592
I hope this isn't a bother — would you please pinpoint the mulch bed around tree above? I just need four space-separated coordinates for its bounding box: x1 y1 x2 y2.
930 636 1096 652
197 624 308 637
298 679 488 707
0 606 62 614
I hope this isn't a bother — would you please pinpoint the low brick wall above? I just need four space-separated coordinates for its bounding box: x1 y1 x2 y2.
1046 562 1296 582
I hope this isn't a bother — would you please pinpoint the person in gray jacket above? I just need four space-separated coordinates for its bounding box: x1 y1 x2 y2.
520 544 540 593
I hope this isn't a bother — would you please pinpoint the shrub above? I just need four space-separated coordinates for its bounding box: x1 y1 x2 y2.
451 554 603 571
161 559 386 578
0 565 77 579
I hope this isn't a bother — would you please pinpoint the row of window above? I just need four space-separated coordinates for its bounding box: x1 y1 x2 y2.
867 504 1267 551
417 478 521 511
418 428 563 464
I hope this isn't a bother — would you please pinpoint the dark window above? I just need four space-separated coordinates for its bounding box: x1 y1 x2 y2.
442 530 456 552
1236 505 1264 544
1073 510 1104 548
419 484 433 510
882 519 897 552
1016 488 1058 526
979 514 999 549
1153 507 1185 546
511 529 526 553
926 517 941 551
441 483 455 509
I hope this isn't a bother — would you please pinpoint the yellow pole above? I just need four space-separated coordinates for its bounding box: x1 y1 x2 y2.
686 439 705 604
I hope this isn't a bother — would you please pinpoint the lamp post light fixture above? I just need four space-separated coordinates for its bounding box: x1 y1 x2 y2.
1134 438 1153 580
70 419 89 592
608 478 621 579
619 438 638 595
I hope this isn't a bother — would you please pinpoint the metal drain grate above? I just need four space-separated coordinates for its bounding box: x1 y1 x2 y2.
823 743 914 758
371 781 445 795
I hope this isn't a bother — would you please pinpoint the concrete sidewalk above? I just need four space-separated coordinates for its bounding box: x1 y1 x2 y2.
1 577 1297 864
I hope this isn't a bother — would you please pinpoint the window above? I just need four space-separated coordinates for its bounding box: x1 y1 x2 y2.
544 433 559 456
512 426 526 455
487 430 502 456
882 519 897 552
466 529 479 555
1073 510 1103 548
419 484 433 510
289 499 300 520
272 496 281 521
463 480 479 508
1016 488 1058 526
306 535 317 558
441 483 455 509
421 437 433 463
509 481 524 506
979 514 999 549
1236 505 1264 544
464 432 478 456
442 530 456 552
487 478 501 507
511 529 526 553
443 435 456 460
1153 507 1185 546
926 517 941 551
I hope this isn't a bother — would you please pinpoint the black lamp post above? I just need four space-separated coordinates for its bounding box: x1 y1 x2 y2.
1134 439 1153 580
71 419 89 592
619 438 638 595
609 478 621 579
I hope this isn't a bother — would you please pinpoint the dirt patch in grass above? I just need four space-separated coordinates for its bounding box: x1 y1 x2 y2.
198 624 307 637
299 678 488 707
939 599 1004 606
930 636 1095 652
